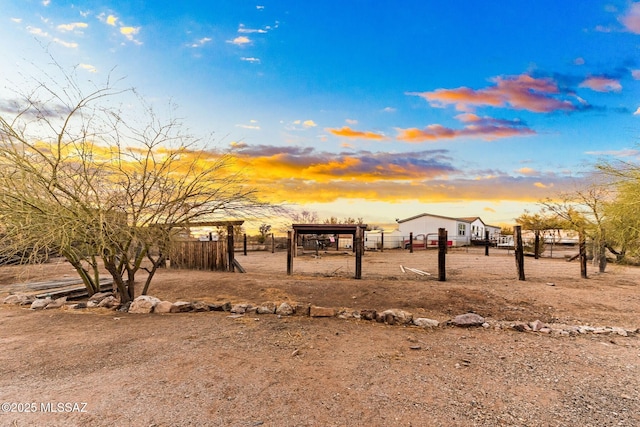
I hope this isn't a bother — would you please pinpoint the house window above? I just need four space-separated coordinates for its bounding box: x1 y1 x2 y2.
458 224 466 236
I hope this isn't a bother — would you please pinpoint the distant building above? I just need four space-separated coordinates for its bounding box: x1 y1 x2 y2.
396 213 501 247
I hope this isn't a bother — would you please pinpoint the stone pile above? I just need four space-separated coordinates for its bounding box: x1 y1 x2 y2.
3 292 638 337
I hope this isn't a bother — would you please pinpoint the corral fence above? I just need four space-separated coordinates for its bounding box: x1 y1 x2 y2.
169 240 228 271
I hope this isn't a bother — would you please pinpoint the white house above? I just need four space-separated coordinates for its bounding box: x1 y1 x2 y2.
396 213 501 247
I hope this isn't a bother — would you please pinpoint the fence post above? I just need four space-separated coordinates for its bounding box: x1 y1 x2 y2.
227 225 235 272
243 233 247 256
484 230 490 256
271 233 275 253
438 228 446 281
514 225 525 280
381 231 384 252
355 226 363 279
409 232 414 253
287 230 293 275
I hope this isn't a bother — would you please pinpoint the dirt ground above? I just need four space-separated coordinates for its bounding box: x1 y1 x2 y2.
1 247 639 426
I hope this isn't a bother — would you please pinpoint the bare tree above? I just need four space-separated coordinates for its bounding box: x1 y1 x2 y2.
541 184 613 272
0 63 269 302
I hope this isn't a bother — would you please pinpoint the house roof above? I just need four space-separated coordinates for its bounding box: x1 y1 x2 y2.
397 212 473 224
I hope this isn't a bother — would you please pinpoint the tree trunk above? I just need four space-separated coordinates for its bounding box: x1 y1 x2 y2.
598 239 607 273
104 256 131 303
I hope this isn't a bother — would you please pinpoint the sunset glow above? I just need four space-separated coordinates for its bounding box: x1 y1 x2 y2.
2 1 640 228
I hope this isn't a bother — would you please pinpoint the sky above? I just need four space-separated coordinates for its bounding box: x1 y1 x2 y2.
2 1 640 231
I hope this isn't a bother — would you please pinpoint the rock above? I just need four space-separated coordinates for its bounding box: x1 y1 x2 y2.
118 301 132 312
170 301 194 313
512 323 530 332
154 301 174 314
293 303 310 316
310 306 335 317
88 292 112 303
44 297 67 310
231 304 249 314
256 302 277 314
3 294 34 305
73 302 88 309
337 309 360 319
275 302 294 316
360 309 377 321
413 318 439 328
378 309 413 325
209 302 231 312
529 319 546 332
128 295 161 314
30 297 53 310
451 313 485 327
191 301 211 312
98 296 120 309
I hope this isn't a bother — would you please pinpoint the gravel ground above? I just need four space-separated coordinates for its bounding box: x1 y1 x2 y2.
1 249 639 426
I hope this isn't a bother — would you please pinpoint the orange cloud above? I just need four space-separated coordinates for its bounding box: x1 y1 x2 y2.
579 76 622 92
396 115 535 142
410 74 578 113
327 126 387 140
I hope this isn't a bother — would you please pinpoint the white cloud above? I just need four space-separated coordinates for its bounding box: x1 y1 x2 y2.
190 37 212 48
53 38 78 48
120 26 142 44
79 63 97 73
42 0 50 6
382 107 396 113
27 26 49 37
11 18 22 23
57 22 88 32
241 57 261 63
632 70 640 80
635 106 640 115
228 36 251 45
346 119 358 125
238 24 267 34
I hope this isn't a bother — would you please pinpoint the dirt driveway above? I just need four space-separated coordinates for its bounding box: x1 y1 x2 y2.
1 248 639 426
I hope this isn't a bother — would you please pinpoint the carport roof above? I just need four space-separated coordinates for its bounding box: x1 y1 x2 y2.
292 223 367 235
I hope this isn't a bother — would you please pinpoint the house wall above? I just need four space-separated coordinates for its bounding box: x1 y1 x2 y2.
469 219 486 240
398 216 470 246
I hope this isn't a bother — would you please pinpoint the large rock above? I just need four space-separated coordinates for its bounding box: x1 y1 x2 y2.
451 313 486 327
413 318 439 328
170 301 194 313
191 301 211 312
30 297 53 310
154 301 174 314
276 302 294 316
128 295 161 314
256 302 277 314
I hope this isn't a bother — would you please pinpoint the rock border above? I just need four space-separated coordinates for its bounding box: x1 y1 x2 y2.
4 293 638 338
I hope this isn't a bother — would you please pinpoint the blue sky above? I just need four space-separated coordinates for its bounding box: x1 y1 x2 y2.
2 1 640 229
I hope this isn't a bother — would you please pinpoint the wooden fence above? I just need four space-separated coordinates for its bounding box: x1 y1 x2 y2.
169 240 228 271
